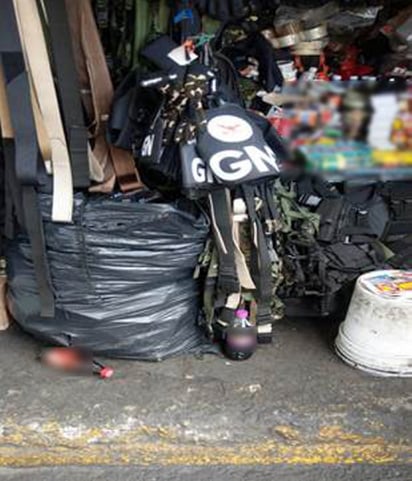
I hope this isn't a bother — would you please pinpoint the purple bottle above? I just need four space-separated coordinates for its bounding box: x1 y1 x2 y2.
224 309 257 361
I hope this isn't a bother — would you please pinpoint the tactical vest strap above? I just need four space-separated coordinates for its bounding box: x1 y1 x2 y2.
14 0 74 223
263 182 280 225
2 140 24 240
232 198 256 290
0 1 38 188
219 306 237 324
242 185 274 327
42 0 90 189
0 66 22 237
0 0 54 316
209 189 240 295
65 0 143 193
22 187 55 318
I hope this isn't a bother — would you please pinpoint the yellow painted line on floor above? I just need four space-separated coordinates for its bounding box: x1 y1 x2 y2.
0 422 410 467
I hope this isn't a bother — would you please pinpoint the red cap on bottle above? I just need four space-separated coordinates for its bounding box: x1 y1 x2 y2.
99 366 114 379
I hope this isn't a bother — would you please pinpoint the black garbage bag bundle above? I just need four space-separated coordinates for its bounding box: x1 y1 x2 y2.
6 194 211 360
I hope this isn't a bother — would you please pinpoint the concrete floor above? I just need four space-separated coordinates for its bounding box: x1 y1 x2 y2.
0 317 411 480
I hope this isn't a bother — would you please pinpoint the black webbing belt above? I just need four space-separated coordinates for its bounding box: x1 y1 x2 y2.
209 188 240 295
2 140 24 239
43 0 90 188
263 182 279 225
0 0 55 317
22 188 55 314
242 184 273 326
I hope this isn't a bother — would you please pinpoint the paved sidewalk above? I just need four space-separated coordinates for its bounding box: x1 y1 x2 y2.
0 317 410 479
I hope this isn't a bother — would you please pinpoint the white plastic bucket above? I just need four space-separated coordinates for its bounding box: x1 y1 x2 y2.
335 270 412 377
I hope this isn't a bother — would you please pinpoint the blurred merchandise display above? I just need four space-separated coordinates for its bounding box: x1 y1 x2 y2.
266 82 412 180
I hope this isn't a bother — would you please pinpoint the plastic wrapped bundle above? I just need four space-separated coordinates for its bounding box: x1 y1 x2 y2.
7 194 211 360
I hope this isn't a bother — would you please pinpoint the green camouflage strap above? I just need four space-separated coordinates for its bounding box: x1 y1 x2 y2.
274 179 320 241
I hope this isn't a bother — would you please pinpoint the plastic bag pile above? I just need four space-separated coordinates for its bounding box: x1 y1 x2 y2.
7 194 211 359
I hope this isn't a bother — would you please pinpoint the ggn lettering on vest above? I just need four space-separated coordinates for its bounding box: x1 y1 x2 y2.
209 145 279 183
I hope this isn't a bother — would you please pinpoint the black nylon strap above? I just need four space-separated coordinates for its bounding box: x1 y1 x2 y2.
0 0 55 316
8 69 40 185
2 140 24 239
43 0 90 188
264 182 279 223
209 189 240 295
0 0 38 187
259 184 272 228
219 307 236 324
242 184 273 326
22 188 55 317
